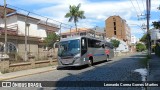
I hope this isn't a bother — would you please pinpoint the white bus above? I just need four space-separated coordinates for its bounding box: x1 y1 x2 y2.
57 36 114 67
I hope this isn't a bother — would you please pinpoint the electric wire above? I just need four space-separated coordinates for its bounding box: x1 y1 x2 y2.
7 4 73 28
136 0 142 15
129 0 139 18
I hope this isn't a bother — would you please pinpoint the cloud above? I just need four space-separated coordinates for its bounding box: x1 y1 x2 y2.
5 0 160 38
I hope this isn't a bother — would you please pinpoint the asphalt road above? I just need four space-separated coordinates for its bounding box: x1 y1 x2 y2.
2 52 147 90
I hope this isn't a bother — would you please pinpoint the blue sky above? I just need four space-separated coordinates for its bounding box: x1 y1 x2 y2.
1 0 160 39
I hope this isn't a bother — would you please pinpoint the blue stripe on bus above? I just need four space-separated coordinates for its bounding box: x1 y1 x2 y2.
93 54 105 56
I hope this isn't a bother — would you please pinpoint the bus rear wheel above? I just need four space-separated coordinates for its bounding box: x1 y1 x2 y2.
106 55 109 62
88 59 93 66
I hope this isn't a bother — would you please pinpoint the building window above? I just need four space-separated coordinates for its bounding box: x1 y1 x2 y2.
0 42 17 53
114 31 116 35
113 22 116 26
114 27 116 30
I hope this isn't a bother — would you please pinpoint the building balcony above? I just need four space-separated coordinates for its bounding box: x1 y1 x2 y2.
0 24 18 36
38 20 59 32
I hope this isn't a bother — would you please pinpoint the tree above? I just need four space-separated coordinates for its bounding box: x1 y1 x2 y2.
65 3 86 33
110 39 120 51
136 43 146 52
152 21 160 29
140 34 147 43
45 32 59 48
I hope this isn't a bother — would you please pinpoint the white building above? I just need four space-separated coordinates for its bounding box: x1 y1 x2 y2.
131 35 137 44
0 6 59 60
151 29 160 40
107 37 129 52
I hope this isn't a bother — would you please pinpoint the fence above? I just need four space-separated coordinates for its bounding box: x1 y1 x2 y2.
0 51 58 73
0 49 58 73
7 50 58 64
0 57 57 73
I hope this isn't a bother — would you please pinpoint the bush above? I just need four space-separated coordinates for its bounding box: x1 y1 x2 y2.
136 43 146 52
155 43 160 57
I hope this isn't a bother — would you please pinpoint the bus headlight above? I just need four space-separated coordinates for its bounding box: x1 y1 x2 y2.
73 57 80 60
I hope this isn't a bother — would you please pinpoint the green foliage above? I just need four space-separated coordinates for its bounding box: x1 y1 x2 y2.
155 43 160 57
140 34 147 43
65 3 86 32
45 32 59 47
136 43 146 52
110 39 120 50
152 21 160 29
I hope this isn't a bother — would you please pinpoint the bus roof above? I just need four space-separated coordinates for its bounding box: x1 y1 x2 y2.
60 36 105 42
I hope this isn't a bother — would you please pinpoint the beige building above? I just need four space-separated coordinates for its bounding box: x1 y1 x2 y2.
61 27 105 39
105 16 131 45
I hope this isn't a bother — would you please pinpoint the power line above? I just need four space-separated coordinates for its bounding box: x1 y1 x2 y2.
6 4 73 28
129 0 139 18
142 0 146 13
136 0 142 14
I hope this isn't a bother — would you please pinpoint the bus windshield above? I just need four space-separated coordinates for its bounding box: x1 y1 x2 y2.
58 39 80 57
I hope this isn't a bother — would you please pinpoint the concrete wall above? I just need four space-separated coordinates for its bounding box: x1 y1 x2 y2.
0 59 57 73
17 16 41 37
0 15 17 28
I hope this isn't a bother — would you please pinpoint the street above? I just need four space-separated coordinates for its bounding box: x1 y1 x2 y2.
2 52 146 90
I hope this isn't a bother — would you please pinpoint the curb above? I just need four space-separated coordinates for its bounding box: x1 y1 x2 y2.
0 66 57 81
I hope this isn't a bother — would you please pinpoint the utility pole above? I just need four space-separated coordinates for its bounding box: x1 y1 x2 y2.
146 0 151 56
4 0 7 53
24 12 30 61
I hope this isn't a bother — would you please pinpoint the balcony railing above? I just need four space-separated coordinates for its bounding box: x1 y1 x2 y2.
0 24 18 35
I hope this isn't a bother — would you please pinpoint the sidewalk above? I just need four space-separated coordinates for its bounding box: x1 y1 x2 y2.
0 65 57 81
148 53 160 81
148 53 160 90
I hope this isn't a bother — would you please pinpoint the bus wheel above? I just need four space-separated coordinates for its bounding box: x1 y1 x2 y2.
88 59 93 66
106 55 109 62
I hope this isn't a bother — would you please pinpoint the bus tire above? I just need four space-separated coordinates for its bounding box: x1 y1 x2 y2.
88 57 93 66
56 66 61 70
106 55 109 62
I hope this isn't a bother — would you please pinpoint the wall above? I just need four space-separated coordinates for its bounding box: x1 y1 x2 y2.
17 40 39 60
109 37 129 52
0 15 17 28
116 40 129 52
17 16 39 37
0 59 57 73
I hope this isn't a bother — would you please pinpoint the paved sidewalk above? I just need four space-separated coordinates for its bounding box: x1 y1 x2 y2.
148 54 160 90
0 65 57 81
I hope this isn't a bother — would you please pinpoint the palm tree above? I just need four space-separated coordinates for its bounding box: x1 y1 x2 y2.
65 3 86 34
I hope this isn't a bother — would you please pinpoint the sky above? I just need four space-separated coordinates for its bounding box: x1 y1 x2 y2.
1 0 160 39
